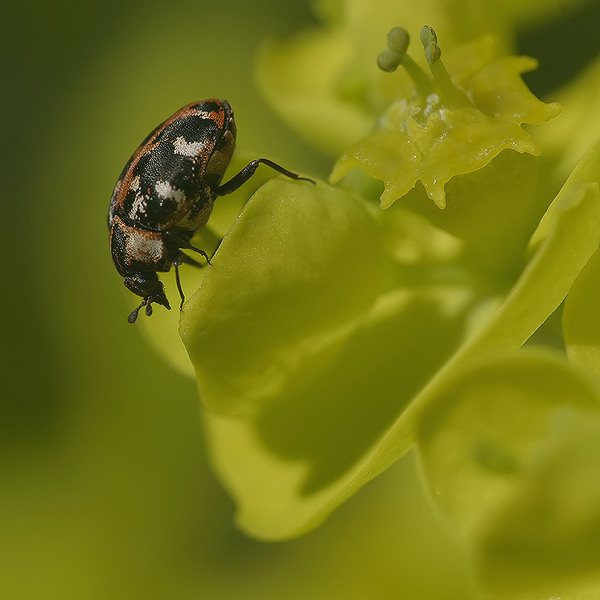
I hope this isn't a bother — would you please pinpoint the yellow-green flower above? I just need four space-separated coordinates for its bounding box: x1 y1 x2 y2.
133 2 600 596
331 27 561 209
12 0 600 599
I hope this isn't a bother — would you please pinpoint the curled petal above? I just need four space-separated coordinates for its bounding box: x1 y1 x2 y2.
470 56 562 123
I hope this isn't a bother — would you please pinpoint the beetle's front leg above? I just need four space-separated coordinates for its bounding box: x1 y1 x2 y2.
173 244 217 310
178 250 210 268
216 158 314 196
172 261 186 310
181 243 212 265
164 230 213 265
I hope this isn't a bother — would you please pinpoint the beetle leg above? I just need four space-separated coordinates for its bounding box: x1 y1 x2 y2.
178 251 209 268
166 230 213 265
173 262 186 309
216 158 314 196
184 243 212 265
173 248 212 310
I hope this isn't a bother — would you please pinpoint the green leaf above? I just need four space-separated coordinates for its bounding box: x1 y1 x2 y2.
528 135 600 250
347 170 600 508
560 137 600 373
202 283 473 539
180 179 389 416
185 145 600 540
460 181 600 357
416 349 600 594
563 247 600 374
477 411 600 594
182 177 475 539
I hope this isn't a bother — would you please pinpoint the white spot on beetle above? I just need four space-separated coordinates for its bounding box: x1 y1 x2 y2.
173 136 204 157
125 229 164 264
130 193 148 219
155 180 187 207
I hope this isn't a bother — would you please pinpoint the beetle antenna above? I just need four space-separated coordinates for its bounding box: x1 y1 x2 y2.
127 299 147 324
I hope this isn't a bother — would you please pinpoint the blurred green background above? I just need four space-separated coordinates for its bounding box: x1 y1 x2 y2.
1 0 598 598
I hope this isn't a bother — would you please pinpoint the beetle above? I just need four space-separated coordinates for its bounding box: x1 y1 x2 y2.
108 99 313 323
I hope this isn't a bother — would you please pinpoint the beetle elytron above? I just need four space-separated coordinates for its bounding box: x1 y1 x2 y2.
108 99 312 323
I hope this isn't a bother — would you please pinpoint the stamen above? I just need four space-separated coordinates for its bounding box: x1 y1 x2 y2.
376 26 434 97
387 27 410 55
400 55 436 98
419 25 437 48
377 25 472 108
377 49 402 73
420 26 470 107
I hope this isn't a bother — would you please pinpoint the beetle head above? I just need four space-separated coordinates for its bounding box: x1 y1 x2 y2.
124 273 171 323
